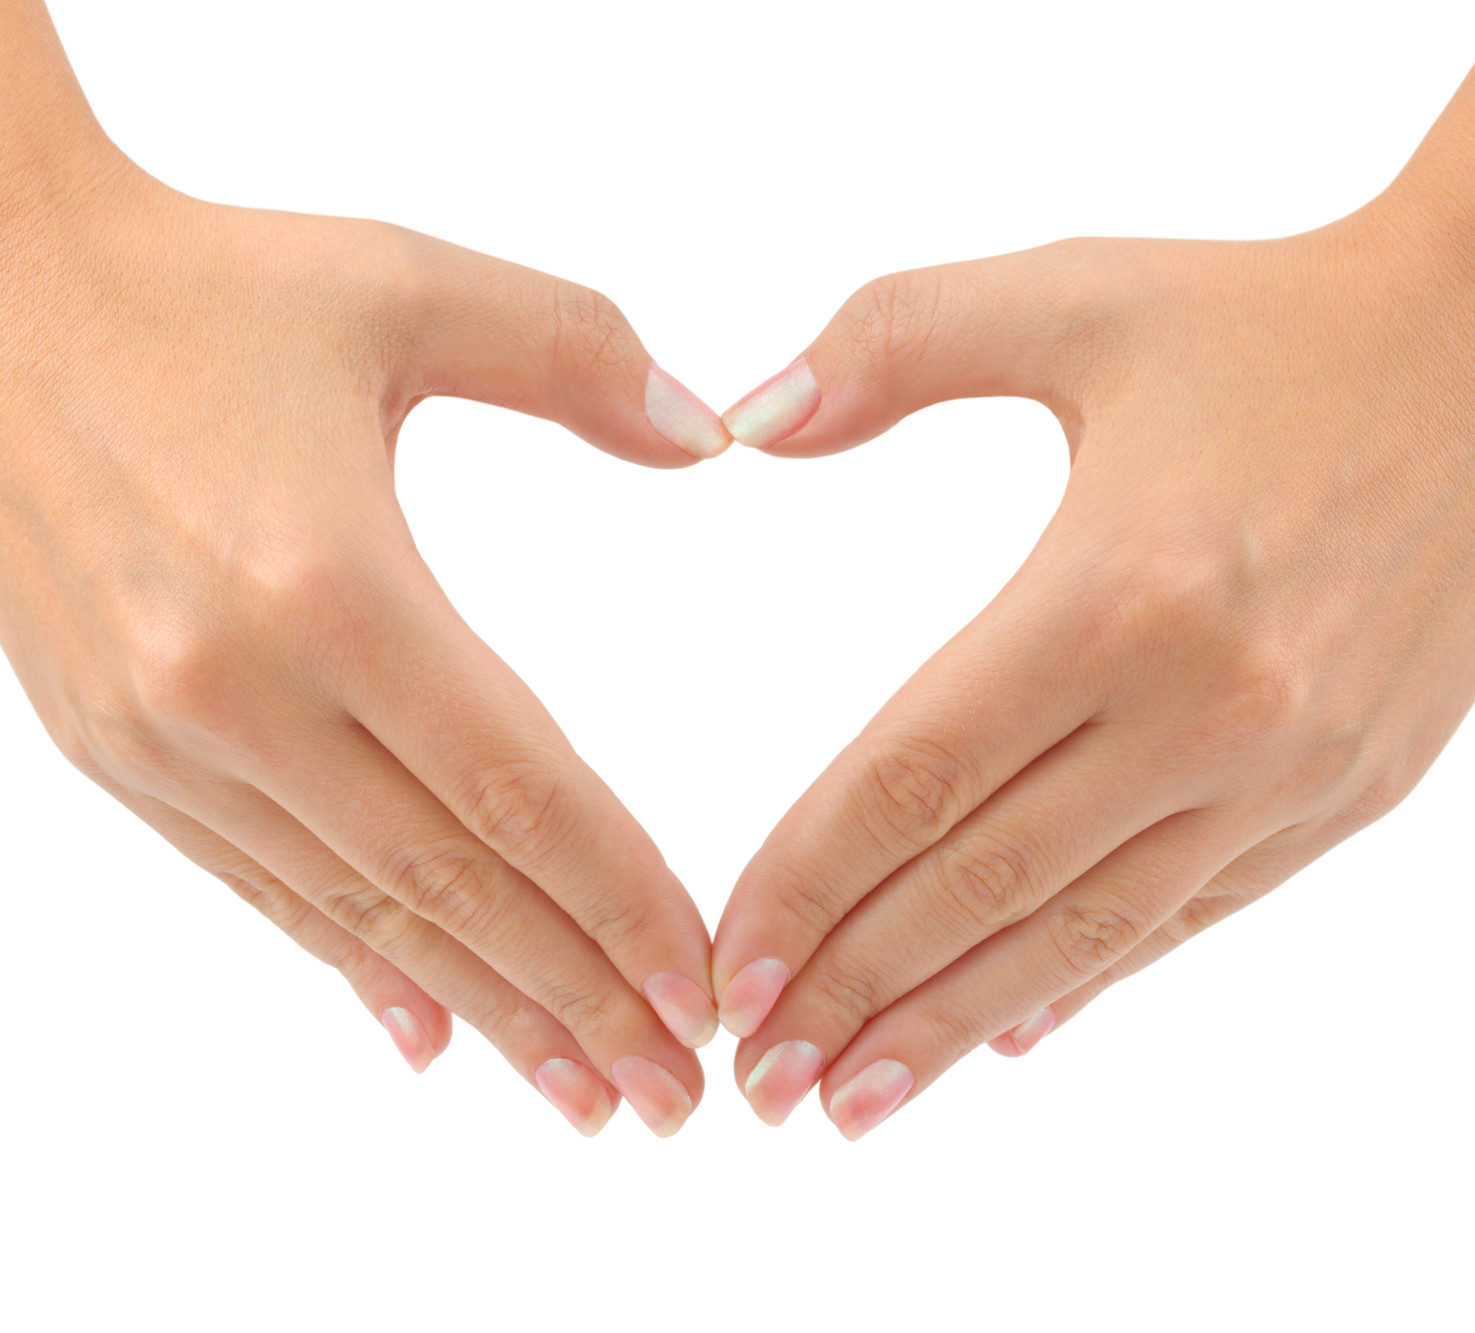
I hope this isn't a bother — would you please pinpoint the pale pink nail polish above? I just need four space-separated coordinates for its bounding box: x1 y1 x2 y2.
609 1056 693 1138
646 364 731 459
721 358 821 449
1011 1007 1056 1054
828 1059 914 1141
717 958 790 1038
380 1006 433 1074
535 1058 616 1138
642 973 719 1049
744 1040 826 1127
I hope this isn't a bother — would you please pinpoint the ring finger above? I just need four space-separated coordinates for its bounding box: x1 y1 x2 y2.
135 772 649 1135
815 807 1256 1139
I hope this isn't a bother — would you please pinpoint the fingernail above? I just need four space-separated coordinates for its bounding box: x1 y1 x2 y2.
828 1059 914 1142
646 364 731 459
379 1006 433 1074
535 1058 616 1137
609 1056 694 1138
642 973 719 1049
1010 1007 1056 1054
744 1039 826 1127
722 358 821 449
717 957 790 1038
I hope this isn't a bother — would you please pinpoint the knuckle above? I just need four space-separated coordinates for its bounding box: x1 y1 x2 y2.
537 972 623 1038
839 268 946 378
864 737 971 848
920 1000 984 1064
548 279 636 377
74 697 178 789
115 547 367 751
387 843 500 942
354 219 432 307
463 760 570 859
129 630 235 735
1200 641 1310 747
1032 236 1144 392
319 878 408 952
1084 544 1314 749
460 979 525 1043
215 866 279 913
1047 899 1147 981
809 962 887 1027
1164 893 1230 945
242 541 372 674
932 835 1036 931
577 891 654 960
47 716 106 782
763 865 843 937
1334 767 1414 834
1084 545 1226 659
221 867 321 939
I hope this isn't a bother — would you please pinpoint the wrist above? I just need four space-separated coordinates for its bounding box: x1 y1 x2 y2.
0 0 156 256
1350 66 1475 292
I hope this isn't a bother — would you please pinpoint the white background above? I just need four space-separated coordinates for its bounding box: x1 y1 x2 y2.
3 1 1473 1329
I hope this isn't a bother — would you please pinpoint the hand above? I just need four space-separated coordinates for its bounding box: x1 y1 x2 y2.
711 114 1475 1136
0 151 730 1136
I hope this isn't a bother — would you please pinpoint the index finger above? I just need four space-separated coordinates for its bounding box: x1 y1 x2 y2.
711 563 1105 1036
339 561 720 1049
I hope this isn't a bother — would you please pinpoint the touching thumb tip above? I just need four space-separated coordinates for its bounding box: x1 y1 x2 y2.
721 358 821 450
645 364 731 460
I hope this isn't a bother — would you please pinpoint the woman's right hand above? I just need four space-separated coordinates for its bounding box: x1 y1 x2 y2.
0 146 727 1136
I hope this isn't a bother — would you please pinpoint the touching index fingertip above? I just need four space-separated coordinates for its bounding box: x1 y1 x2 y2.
721 358 820 449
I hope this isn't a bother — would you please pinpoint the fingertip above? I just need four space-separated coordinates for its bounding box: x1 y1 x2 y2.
721 358 821 451
535 1058 617 1137
609 1056 695 1138
642 972 720 1049
716 957 790 1038
424 1005 454 1057
646 364 731 460
1011 1007 1056 1054
988 1008 1057 1057
825 1059 915 1142
380 1006 436 1074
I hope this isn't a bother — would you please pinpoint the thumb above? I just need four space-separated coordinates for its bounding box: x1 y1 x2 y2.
397 228 730 467
722 238 1126 457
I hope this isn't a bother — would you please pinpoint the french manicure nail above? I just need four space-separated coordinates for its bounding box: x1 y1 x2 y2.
828 1059 914 1142
609 1055 693 1138
642 973 719 1049
646 364 730 459
717 957 790 1038
744 1040 826 1127
1011 1007 1056 1054
380 1006 433 1074
721 358 821 449
535 1058 616 1138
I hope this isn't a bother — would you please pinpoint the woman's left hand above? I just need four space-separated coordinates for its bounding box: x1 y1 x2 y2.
710 128 1475 1136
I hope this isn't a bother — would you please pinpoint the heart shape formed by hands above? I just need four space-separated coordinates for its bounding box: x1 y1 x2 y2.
6 134 1475 1145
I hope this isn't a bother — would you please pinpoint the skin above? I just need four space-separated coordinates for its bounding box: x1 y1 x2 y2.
7 0 1474 1143
1 0 724 1137
714 70 1475 1136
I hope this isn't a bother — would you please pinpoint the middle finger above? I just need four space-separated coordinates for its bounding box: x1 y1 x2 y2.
231 716 705 1132
735 724 1185 1123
